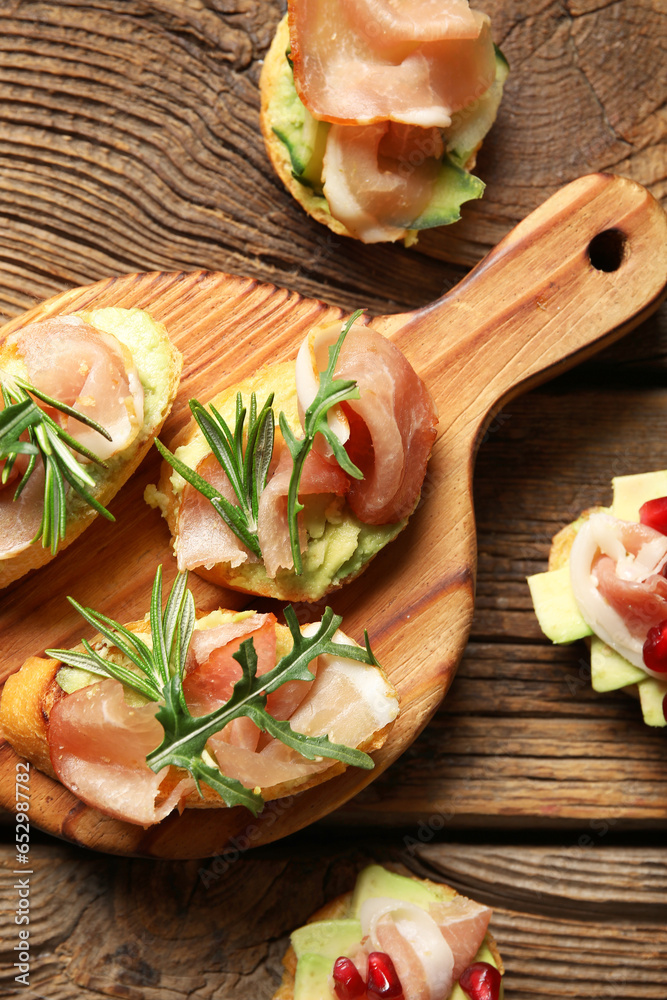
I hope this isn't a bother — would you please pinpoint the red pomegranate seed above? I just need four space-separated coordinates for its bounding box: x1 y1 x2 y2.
640 497 667 536
643 620 667 673
366 952 404 999
459 962 502 1000
332 957 366 1000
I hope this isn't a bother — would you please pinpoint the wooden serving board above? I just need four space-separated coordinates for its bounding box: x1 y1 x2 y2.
0 173 666 857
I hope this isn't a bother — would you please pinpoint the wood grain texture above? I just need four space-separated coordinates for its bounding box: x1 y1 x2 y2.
0 175 664 857
0 0 664 324
1 841 665 999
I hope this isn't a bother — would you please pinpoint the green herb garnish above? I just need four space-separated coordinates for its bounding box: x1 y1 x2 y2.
157 312 365 574
0 372 114 554
155 393 274 559
47 567 376 816
279 311 364 573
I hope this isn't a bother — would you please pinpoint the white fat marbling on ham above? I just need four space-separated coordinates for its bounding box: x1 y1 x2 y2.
0 460 44 559
289 0 495 127
48 678 194 827
570 513 667 673
361 898 455 1000
428 896 492 981
5 316 143 461
48 619 398 824
322 122 443 243
297 321 438 524
175 454 258 572
257 446 350 578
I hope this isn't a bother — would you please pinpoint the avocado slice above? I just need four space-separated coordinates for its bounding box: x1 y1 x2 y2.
351 864 455 916
269 29 508 231
294 953 335 1000
291 920 362 961
638 677 667 727
590 636 645 692
527 565 593 644
611 470 667 522
445 47 510 167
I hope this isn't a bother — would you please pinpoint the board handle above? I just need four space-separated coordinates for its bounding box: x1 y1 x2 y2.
388 174 667 443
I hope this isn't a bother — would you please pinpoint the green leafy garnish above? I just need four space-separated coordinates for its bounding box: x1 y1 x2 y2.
279 311 364 573
155 393 274 559
157 312 365 574
0 372 114 554
47 567 376 816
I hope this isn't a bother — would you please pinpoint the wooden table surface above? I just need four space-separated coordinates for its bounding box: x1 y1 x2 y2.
0 2 666 998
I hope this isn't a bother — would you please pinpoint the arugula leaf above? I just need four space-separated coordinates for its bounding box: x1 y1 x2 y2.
0 371 114 553
47 569 378 817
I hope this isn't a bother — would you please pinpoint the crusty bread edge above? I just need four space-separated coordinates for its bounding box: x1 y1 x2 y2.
0 311 182 590
274 879 504 1000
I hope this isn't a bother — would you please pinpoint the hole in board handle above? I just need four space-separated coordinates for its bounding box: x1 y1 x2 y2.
588 229 627 273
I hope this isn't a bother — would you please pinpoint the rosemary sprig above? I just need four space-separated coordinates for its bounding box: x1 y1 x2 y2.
0 372 114 554
155 392 274 559
47 568 376 816
157 311 366 574
279 310 364 573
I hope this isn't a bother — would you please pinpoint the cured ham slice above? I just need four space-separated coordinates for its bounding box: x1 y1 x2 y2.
289 0 496 127
360 898 455 1000
322 122 444 243
175 454 258 572
48 678 194 827
4 316 144 460
0 461 44 559
296 322 438 524
257 446 350 578
429 896 492 981
569 513 667 672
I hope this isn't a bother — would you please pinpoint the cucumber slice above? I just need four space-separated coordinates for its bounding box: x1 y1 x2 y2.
409 155 485 229
638 677 667 727
269 42 329 194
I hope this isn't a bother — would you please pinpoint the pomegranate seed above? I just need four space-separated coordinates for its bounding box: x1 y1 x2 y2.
332 957 366 1000
643 620 667 673
459 962 502 1000
639 497 667 536
366 952 404 999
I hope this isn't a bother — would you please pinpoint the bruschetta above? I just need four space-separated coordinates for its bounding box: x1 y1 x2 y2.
275 864 504 1000
260 4 508 243
528 470 667 727
0 307 181 589
147 315 438 602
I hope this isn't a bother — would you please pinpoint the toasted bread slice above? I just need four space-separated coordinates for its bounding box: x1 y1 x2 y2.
0 611 398 820
0 307 182 589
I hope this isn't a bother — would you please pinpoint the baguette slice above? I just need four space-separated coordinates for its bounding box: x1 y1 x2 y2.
0 307 182 589
147 360 418 603
275 865 504 1000
0 609 399 825
260 15 508 244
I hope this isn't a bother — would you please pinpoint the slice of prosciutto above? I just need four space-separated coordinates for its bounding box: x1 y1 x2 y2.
257 446 350 577
569 512 667 674
322 122 444 243
48 618 398 824
296 321 438 524
289 0 496 127
175 453 258 572
48 678 194 827
0 460 45 559
3 315 144 460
